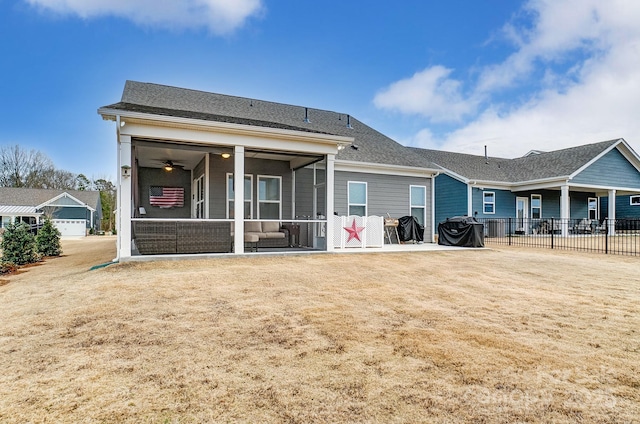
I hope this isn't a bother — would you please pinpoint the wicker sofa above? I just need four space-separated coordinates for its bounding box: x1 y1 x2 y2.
133 221 232 255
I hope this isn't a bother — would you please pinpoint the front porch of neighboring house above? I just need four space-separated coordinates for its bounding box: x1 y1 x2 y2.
476 184 637 237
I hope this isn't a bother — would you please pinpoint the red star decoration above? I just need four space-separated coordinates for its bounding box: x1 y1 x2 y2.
344 219 365 242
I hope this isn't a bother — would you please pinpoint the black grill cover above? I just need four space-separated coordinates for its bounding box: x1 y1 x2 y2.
438 216 484 247
397 216 424 242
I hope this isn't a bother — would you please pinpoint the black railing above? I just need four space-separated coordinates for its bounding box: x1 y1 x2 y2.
477 218 640 256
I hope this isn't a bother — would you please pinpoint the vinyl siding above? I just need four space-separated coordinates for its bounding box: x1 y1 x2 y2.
572 148 640 188
293 167 326 218
601 195 640 219
434 174 467 225
334 171 432 237
472 188 515 218
208 155 292 220
138 167 192 219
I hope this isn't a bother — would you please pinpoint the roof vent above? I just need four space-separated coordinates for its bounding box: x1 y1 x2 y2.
346 114 353 129
304 107 311 123
484 145 489 164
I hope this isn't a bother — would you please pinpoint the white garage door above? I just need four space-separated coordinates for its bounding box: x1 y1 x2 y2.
52 219 86 238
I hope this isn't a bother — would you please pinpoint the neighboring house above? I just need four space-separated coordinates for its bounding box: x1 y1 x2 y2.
410 139 640 235
98 81 640 260
0 188 102 237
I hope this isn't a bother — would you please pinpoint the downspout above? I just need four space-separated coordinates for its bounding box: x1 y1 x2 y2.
431 172 439 243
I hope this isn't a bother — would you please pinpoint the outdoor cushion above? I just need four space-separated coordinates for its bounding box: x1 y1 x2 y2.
261 221 280 233
244 221 262 233
261 231 286 239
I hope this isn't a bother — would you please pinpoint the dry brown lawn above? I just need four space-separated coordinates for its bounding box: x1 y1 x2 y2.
0 237 639 423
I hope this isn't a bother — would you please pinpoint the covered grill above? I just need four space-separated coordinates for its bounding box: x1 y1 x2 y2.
438 216 484 247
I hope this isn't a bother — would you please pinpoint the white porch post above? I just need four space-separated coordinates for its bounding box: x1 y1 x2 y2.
560 185 570 237
204 153 210 219
608 189 616 235
118 135 132 258
326 154 335 252
467 184 473 216
233 146 245 254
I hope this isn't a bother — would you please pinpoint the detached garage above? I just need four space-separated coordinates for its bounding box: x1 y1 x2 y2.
0 188 102 238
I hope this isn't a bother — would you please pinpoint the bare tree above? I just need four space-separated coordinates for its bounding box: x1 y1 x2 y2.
0 145 84 189
0 145 56 188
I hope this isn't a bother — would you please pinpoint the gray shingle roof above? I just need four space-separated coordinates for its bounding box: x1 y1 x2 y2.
410 139 622 183
101 81 439 170
0 188 101 209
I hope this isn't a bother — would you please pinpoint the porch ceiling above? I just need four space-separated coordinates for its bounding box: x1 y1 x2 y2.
134 140 323 170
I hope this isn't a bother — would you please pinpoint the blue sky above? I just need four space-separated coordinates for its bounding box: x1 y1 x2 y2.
2 0 640 181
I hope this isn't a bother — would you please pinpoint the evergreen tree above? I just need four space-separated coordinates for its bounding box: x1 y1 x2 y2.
1 222 40 265
36 217 62 257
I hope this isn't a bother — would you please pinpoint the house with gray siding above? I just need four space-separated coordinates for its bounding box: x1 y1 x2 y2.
99 81 440 260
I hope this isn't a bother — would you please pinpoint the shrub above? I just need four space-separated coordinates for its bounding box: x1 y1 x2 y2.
1 222 40 265
0 261 18 275
36 218 62 257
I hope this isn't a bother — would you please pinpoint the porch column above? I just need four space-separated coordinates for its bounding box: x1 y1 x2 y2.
326 154 335 252
233 146 245 254
560 184 570 237
118 135 132 258
467 184 473 216
608 189 616 235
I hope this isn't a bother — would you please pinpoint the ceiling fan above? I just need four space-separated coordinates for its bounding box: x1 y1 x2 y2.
162 160 181 172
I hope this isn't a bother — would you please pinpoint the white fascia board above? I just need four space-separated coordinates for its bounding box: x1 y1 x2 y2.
99 108 354 154
468 180 513 190
569 182 640 193
436 167 469 184
36 192 96 212
335 160 439 178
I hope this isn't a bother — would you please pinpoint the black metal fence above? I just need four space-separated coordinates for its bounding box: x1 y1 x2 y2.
477 217 640 256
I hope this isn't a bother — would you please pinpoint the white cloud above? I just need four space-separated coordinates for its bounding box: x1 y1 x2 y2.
24 0 263 34
373 66 477 123
381 0 640 158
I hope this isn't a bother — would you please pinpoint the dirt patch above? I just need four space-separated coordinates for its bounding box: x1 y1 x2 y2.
0 240 638 423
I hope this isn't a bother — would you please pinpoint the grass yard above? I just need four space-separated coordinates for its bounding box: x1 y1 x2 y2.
0 237 639 423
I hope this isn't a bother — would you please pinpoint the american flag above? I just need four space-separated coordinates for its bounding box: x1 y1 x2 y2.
149 186 184 208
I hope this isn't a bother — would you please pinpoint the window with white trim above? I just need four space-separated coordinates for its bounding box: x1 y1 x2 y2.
531 194 542 219
588 197 598 219
257 175 281 219
348 181 367 216
227 173 253 219
483 191 495 214
630 195 640 206
410 185 426 226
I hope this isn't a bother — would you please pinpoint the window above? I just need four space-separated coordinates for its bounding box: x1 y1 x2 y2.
410 185 426 226
588 197 598 219
531 194 542 219
258 175 281 219
348 181 367 216
227 174 253 219
631 195 640 206
483 191 495 214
